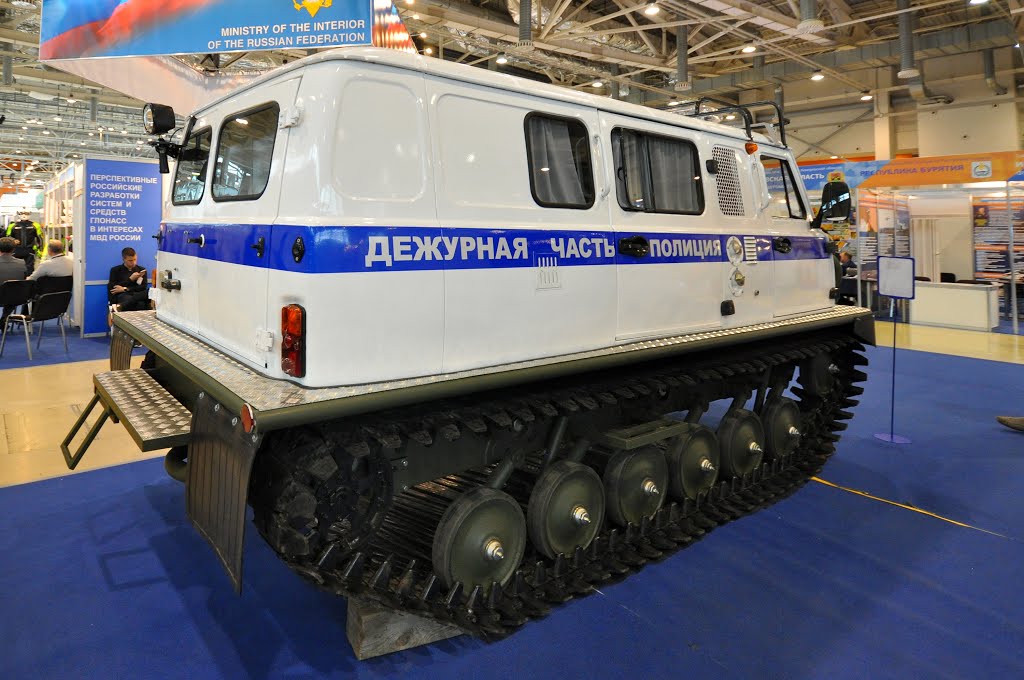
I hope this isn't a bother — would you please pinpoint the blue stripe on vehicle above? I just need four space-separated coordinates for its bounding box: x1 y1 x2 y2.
159 224 829 273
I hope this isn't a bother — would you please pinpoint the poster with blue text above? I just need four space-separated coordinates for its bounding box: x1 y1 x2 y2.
40 0 372 60
82 159 161 336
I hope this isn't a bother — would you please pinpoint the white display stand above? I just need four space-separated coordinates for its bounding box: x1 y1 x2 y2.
909 282 1000 331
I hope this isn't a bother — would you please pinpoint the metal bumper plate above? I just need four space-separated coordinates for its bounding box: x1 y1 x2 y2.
113 307 872 428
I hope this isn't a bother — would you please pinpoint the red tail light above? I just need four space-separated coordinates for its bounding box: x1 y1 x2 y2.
281 304 306 378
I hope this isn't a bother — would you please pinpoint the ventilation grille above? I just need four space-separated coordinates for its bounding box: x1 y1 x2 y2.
713 146 745 217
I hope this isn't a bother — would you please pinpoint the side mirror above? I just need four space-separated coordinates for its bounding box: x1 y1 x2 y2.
818 181 851 222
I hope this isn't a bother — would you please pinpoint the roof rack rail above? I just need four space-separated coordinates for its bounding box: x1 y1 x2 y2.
688 97 788 148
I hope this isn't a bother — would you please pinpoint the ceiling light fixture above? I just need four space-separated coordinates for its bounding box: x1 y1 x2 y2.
496 54 509 65
741 45 756 54
424 47 433 54
591 80 604 87
860 92 873 101
968 0 989 5
419 32 427 38
643 2 660 16
810 71 825 81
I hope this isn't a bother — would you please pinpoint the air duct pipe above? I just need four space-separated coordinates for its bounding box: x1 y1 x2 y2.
518 0 532 47
798 0 823 34
983 49 1007 96
675 26 690 91
897 0 919 79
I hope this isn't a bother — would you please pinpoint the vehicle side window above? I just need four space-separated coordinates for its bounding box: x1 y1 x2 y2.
212 104 279 201
759 156 806 219
612 128 703 214
171 127 211 205
524 113 595 209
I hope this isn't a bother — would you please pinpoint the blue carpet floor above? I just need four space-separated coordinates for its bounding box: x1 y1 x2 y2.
0 328 121 368
1 346 1023 679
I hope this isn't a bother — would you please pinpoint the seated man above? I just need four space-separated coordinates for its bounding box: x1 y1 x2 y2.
840 251 857 276
29 239 74 280
108 247 149 312
0 236 28 323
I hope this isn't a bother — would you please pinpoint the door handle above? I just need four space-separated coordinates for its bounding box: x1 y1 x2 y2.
251 236 266 258
618 235 649 258
772 236 792 254
187 234 205 247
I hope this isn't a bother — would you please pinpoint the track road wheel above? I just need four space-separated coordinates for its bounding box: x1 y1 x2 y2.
665 425 719 501
717 409 765 478
432 488 526 591
762 397 802 459
528 461 605 559
604 446 668 526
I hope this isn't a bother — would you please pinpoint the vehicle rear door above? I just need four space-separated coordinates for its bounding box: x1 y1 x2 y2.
193 77 301 367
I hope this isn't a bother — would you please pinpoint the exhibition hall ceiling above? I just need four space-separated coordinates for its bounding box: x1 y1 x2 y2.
0 0 1019 186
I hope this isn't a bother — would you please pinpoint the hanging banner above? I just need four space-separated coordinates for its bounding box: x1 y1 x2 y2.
40 0 373 60
80 158 161 337
858 151 1024 188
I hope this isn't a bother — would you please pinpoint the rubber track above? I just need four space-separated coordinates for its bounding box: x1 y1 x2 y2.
272 329 868 640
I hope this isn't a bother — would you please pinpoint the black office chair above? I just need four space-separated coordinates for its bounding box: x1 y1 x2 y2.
34 275 73 295
914 276 931 282
1 290 71 359
940 272 956 283
0 279 36 358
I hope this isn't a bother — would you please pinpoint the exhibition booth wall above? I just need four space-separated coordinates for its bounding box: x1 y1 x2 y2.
798 151 1024 335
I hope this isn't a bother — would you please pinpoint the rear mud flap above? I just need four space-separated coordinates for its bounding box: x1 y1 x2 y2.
186 391 262 593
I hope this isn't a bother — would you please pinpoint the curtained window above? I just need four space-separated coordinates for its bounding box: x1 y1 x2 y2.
612 128 703 215
525 114 595 208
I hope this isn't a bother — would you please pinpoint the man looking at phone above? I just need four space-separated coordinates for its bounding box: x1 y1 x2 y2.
108 247 149 312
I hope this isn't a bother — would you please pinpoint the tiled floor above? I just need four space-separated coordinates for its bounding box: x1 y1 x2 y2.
1 319 1021 488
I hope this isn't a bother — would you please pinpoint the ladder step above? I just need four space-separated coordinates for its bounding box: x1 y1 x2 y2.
94 369 192 452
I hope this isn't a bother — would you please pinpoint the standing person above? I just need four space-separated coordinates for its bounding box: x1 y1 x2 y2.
29 239 74 280
108 247 149 312
5 211 44 276
0 236 28 324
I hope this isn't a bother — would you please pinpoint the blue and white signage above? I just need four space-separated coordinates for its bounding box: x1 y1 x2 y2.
40 0 372 60
81 159 161 336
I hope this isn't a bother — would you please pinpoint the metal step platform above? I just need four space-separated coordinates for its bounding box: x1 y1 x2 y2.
61 369 192 470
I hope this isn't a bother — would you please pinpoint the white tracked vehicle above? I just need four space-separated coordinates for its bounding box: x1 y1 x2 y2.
63 47 874 638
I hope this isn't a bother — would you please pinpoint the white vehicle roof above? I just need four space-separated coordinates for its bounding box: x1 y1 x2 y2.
193 46 780 148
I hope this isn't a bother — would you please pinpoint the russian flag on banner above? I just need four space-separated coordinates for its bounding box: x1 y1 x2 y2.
40 0 218 60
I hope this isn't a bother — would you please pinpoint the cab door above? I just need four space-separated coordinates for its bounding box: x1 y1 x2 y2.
757 153 833 317
599 112 722 340
193 77 300 367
